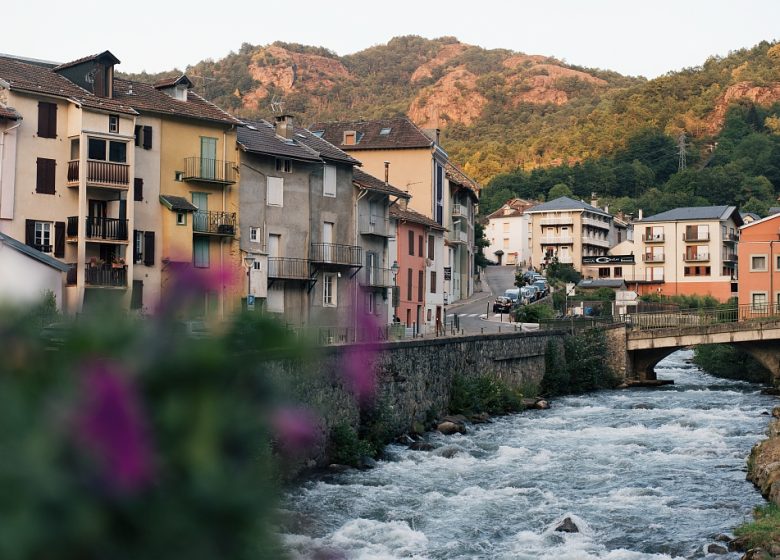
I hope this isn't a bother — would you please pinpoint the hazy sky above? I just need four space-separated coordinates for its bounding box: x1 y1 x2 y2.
4 0 779 79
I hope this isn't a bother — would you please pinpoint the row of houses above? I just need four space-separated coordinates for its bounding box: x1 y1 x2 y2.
485 195 778 307
0 50 479 335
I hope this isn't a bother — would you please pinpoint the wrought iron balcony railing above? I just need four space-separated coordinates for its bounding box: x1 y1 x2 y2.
182 157 237 184
67 216 128 241
192 211 236 236
84 264 127 288
361 266 394 288
67 160 130 188
267 257 310 280
310 243 362 266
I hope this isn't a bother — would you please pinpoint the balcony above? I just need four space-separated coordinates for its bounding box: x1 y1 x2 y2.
539 235 573 245
268 257 310 280
724 232 739 243
193 211 236 236
539 216 573 226
642 234 665 243
361 266 394 288
359 215 393 237
582 216 611 230
67 160 130 189
447 229 469 245
582 235 611 248
683 253 710 262
643 253 665 263
67 216 128 242
84 264 127 288
452 203 469 219
683 232 710 242
722 252 738 263
310 243 362 266
182 157 237 185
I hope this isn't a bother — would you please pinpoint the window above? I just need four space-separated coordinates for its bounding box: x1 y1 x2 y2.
323 273 337 307
751 255 768 272
684 266 711 277
134 177 143 201
428 234 435 260
430 270 437 293
367 292 375 314
408 230 415 256
143 126 152 150
133 230 144 263
176 212 186 225
88 138 127 163
685 224 709 241
249 227 260 242
323 164 336 197
435 164 444 225
343 131 356 145
37 102 57 138
34 222 52 253
379 127 391 136
193 237 209 268
134 125 142 146
267 177 284 206
614 267 622 278
175 171 184 181
407 268 413 301
131 280 144 310
776 255 780 271
36 158 56 194
753 292 769 312
418 270 424 302
109 114 119 133
599 268 611 278
275 158 292 173
109 141 127 163
644 267 664 281
502 222 510 233
503 238 510 249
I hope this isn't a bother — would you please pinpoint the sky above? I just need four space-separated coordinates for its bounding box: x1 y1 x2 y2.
4 0 779 79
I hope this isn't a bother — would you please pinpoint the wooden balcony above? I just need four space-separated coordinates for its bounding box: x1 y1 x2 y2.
310 243 361 267
182 157 237 185
67 160 130 189
267 257 310 280
193 211 236 236
67 216 128 242
84 264 127 288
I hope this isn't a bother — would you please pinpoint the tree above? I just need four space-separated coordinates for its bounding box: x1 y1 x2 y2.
546 260 582 284
548 183 573 200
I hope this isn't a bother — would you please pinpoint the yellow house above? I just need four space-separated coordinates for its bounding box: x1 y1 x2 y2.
113 75 242 319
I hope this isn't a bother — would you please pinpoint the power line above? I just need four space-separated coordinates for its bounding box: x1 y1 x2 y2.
677 131 687 171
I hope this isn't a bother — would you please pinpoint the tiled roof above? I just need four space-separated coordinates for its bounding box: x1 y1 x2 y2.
640 205 742 225
390 202 446 231
154 75 193 89
0 105 21 120
52 50 120 71
445 161 480 199
525 196 611 217
0 55 138 115
486 198 538 220
768 207 780 216
309 117 434 151
237 120 360 166
353 168 410 199
113 78 239 125
0 232 69 272
159 195 198 212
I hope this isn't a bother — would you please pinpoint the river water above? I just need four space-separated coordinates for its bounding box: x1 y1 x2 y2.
280 350 774 559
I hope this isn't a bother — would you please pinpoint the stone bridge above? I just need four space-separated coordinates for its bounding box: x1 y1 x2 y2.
620 319 780 381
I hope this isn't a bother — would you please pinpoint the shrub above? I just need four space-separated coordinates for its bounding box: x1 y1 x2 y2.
514 303 555 323
329 424 375 466
734 504 780 550
541 329 618 396
449 375 524 415
693 344 770 383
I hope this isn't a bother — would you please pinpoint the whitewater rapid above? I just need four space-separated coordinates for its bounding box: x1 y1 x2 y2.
280 350 774 559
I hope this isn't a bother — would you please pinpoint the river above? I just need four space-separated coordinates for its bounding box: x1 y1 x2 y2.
280 350 774 559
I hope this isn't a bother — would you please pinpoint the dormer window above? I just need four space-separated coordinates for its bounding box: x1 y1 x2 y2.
343 131 357 145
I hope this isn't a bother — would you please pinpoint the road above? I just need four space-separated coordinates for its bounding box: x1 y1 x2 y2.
444 266 522 335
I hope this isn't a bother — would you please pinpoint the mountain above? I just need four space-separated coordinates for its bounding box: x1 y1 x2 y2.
120 37 780 186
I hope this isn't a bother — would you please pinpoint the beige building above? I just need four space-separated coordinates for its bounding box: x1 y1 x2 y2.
485 198 537 266
525 196 615 272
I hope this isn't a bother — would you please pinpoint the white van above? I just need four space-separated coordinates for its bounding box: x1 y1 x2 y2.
504 287 521 303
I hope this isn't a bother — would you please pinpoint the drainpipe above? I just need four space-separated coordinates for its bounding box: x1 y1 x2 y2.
355 185 368 335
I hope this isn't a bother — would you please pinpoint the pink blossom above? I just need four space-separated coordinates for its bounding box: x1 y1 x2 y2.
271 406 321 454
75 361 155 493
342 311 380 403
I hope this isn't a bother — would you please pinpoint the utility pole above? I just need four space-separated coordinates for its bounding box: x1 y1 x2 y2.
677 131 687 172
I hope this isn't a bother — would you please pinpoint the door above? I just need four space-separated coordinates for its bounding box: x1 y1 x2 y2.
88 200 107 238
192 192 208 232
267 234 281 278
323 221 334 261
200 137 217 180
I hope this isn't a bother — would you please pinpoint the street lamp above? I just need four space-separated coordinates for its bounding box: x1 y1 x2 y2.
390 260 400 323
243 254 256 311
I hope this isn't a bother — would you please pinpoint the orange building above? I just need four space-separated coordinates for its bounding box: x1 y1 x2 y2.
738 213 780 311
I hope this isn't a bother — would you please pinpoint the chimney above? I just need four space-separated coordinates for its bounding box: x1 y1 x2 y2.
591 192 598 207
638 209 644 221
384 161 390 185
604 205 609 214
435 128 441 145
275 114 294 140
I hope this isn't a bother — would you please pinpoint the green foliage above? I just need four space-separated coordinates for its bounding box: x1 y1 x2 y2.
329 424 375 466
548 183 573 199
541 330 619 396
693 344 770 383
449 375 524 415
638 293 722 309
514 303 555 323
546 261 582 284
734 504 780 550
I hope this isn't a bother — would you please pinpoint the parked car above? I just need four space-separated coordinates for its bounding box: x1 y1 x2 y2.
532 280 549 297
504 287 521 303
493 296 513 313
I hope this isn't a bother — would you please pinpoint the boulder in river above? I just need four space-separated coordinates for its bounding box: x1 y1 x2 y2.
470 412 491 423
437 421 466 435
357 456 377 470
704 543 727 554
409 441 435 451
743 548 773 560
554 517 580 533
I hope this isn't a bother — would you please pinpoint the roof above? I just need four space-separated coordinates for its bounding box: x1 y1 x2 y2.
740 211 780 230
445 161 480 200
486 198 538 220
237 120 359 166
309 117 434 151
159 195 198 212
113 78 240 126
0 105 21 120
525 196 611 217
0 54 138 116
578 279 626 289
154 75 194 89
52 50 120 71
0 232 69 272
639 205 742 226
768 207 780 216
390 202 446 231
353 168 410 199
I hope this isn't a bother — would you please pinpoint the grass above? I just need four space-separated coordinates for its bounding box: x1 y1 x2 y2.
734 504 780 549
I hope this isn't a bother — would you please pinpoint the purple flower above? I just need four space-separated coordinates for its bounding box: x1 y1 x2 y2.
271 406 321 454
75 361 155 494
342 311 380 403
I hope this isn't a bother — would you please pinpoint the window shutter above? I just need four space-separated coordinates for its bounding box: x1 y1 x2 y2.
54 221 65 258
134 177 143 201
36 158 56 194
418 270 424 302
428 235 435 260
37 102 57 138
131 280 144 310
143 126 152 150
406 268 412 301
408 230 414 256
143 231 155 266
418 235 423 257
267 177 283 207
25 220 35 246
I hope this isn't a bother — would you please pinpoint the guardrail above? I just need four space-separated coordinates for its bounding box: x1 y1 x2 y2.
624 304 780 330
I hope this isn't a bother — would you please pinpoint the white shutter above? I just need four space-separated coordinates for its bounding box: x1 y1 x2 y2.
267 177 284 207
323 165 336 197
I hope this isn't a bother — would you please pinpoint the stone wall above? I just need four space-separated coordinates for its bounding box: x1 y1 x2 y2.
268 330 565 465
603 323 630 379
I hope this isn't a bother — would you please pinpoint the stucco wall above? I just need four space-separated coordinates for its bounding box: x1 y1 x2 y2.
0 242 64 308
